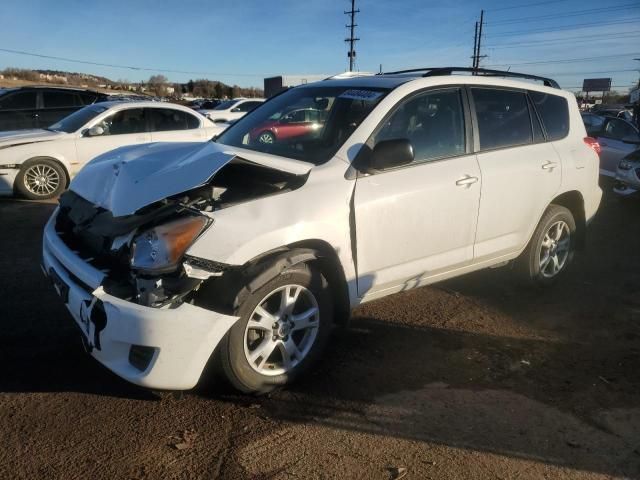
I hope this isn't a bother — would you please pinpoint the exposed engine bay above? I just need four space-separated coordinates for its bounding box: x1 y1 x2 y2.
54 158 306 308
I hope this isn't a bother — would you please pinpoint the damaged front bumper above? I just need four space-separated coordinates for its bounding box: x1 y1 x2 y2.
42 211 238 390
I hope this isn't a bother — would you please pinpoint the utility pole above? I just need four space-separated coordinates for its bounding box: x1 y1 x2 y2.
345 0 360 72
472 10 487 72
472 21 478 69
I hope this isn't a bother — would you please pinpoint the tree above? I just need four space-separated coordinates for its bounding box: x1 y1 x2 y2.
148 74 169 96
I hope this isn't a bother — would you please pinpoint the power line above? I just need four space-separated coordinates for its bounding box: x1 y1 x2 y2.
488 18 640 37
487 0 572 12
534 69 638 76
487 4 639 25
487 53 640 67
486 32 640 49
0 47 275 77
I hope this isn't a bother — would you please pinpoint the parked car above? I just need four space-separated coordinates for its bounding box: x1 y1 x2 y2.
591 104 634 122
0 101 223 199
581 113 640 175
249 107 327 144
0 86 109 131
198 98 265 123
42 69 601 393
614 145 640 196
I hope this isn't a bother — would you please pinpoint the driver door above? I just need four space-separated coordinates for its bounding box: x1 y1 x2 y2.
354 88 481 298
74 108 151 174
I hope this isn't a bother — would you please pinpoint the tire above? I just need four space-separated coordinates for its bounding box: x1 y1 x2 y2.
515 204 576 286
15 158 67 200
257 131 275 144
220 263 333 394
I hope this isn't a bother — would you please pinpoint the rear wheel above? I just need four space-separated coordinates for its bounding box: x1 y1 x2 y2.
220 263 332 394
515 205 576 286
257 131 275 144
15 158 67 200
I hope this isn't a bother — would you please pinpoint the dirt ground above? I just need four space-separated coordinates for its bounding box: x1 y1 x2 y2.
0 177 639 480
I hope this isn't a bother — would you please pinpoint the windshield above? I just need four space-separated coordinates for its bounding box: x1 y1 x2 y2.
216 86 389 164
214 100 237 111
48 105 109 133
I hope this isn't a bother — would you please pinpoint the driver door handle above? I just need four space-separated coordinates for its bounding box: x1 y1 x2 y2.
542 160 558 170
456 175 479 187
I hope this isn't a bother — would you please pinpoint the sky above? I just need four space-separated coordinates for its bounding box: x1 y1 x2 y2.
0 0 638 92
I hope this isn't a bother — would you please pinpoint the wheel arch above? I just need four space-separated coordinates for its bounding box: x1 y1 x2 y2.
550 190 586 250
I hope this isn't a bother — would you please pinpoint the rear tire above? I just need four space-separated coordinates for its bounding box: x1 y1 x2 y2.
515 205 576 286
220 263 332 394
15 158 67 200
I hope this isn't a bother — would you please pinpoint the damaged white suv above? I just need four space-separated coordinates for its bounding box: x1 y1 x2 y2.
43 68 602 393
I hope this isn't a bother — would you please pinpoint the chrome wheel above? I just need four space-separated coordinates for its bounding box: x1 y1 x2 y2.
23 164 60 197
243 284 319 376
258 132 274 144
539 220 571 278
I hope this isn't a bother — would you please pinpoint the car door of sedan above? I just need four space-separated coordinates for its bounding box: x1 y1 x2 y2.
147 108 208 142
596 117 640 175
74 107 151 175
354 87 481 298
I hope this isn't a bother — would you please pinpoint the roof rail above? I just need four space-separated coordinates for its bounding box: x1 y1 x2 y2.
380 67 560 89
324 71 376 80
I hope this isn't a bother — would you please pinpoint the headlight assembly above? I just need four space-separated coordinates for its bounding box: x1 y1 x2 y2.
131 216 210 274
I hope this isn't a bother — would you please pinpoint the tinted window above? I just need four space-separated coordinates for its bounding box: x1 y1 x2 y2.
214 100 237 110
43 91 79 108
0 91 37 110
48 105 109 132
529 91 569 141
78 92 99 105
149 108 199 131
603 118 639 141
375 88 465 163
236 101 262 112
472 88 532 150
95 108 146 135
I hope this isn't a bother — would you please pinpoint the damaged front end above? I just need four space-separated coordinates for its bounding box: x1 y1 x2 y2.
42 147 309 390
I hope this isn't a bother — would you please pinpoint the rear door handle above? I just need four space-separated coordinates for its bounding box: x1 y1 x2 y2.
455 175 479 187
542 161 558 170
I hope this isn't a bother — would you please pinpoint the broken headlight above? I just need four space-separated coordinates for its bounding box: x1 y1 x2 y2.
130 216 210 274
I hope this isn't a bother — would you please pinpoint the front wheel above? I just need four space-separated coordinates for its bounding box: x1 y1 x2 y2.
15 158 67 200
220 263 332 394
515 205 576 286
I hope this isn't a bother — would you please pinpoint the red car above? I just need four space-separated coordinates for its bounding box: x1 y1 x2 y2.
250 108 326 144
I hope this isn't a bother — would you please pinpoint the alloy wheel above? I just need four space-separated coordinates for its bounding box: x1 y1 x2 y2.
23 164 60 197
539 220 571 278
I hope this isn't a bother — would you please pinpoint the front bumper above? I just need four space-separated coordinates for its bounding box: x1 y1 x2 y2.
614 167 640 195
42 211 238 390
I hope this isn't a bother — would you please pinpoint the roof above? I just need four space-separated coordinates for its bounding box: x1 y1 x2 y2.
88 100 197 112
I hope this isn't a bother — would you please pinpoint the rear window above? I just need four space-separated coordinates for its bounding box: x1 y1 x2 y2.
472 88 532 151
148 108 200 131
529 91 569 141
43 91 80 108
0 91 37 110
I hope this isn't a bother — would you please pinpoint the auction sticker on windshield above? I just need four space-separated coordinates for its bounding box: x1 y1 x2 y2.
339 89 384 101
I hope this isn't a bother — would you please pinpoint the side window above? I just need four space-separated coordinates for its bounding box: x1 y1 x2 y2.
283 109 306 123
43 91 79 108
95 108 146 135
149 108 199 131
529 91 569 141
237 101 261 112
79 92 98 105
375 88 466 163
0 91 37 110
472 88 532 150
603 118 638 141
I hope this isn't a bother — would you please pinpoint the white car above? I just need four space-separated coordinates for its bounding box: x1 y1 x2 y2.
43 68 601 393
198 98 265 123
0 101 223 199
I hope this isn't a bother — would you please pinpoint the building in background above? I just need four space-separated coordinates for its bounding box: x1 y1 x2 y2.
264 75 328 98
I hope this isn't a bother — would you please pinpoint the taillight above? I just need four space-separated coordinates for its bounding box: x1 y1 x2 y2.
584 137 601 155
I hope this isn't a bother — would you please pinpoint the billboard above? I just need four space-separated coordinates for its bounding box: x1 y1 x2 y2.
582 78 612 92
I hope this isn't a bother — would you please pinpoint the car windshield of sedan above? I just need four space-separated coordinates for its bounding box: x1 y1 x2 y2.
47 105 109 133
215 86 389 164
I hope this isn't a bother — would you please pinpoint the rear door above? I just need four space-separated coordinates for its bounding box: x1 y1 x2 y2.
147 108 207 142
0 91 39 130
471 87 561 261
39 90 82 128
74 107 151 172
596 117 640 175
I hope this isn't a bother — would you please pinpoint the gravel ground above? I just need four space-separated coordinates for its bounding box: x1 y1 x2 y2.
0 177 639 479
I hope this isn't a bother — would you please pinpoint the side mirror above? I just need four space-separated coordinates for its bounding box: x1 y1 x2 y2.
85 125 105 137
622 135 640 145
367 139 414 171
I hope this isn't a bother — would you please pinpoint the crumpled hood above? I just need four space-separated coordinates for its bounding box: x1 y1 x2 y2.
0 129 66 147
70 141 312 217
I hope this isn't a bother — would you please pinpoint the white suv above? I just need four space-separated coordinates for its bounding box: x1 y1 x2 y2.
43 68 601 393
